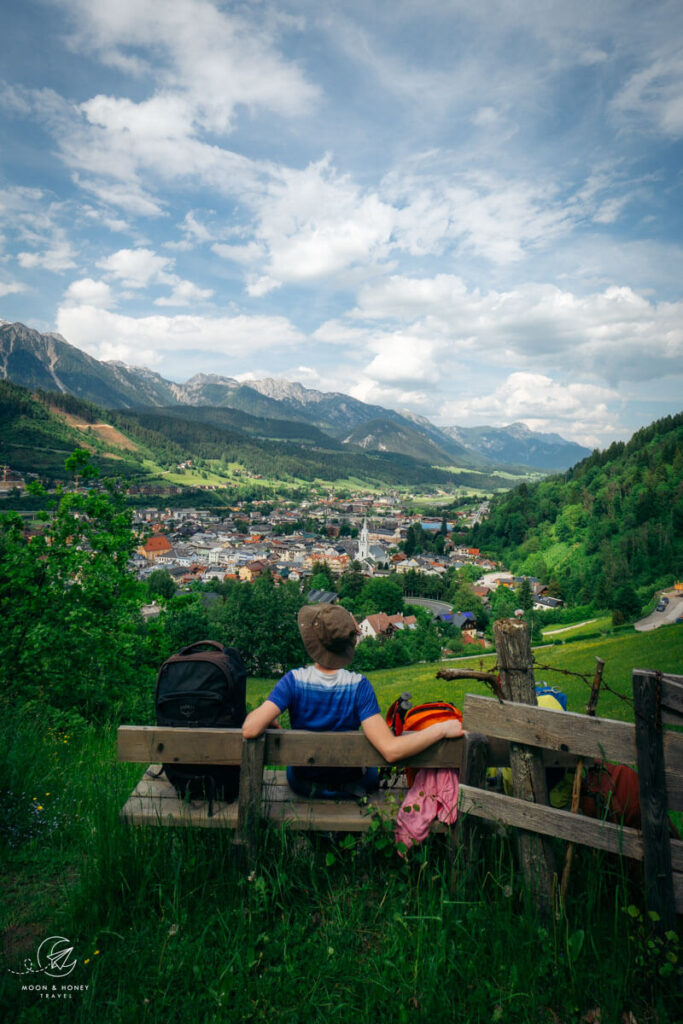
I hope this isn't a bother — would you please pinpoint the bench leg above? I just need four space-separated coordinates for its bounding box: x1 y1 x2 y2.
236 736 266 865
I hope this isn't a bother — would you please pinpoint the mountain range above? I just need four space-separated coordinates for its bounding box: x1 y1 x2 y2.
0 320 591 472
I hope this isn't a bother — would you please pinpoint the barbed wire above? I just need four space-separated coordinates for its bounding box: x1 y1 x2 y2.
531 658 638 715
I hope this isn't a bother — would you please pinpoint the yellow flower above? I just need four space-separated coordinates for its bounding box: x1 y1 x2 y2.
94 950 100 955
37 805 43 811
84 959 90 965
45 792 50 796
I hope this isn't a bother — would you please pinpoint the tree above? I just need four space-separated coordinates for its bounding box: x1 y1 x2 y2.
309 561 335 590
354 577 404 617
516 577 534 612
612 584 642 622
146 568 177 601
0 454 147 722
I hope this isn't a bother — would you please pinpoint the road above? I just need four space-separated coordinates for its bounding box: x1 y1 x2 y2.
634 590 683 632
404 596 452 616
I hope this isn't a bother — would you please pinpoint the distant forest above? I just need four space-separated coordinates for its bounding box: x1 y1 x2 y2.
471 412 683 605
0 381 511 491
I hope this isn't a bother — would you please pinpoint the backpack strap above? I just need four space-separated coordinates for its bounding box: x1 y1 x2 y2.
178 640 225 655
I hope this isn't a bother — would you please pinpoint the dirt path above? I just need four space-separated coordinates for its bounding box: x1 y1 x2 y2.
542 619 598 636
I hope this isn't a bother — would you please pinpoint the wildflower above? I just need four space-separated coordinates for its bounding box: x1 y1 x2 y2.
32 797 37 802
45 792 50 796
37 806 43 811
84 959 90 965
94 950 100 955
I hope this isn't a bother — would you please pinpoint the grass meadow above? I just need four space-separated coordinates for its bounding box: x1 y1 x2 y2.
1 626 681 1023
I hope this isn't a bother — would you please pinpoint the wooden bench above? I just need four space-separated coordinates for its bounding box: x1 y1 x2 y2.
116 719 582 851
116 727 492 843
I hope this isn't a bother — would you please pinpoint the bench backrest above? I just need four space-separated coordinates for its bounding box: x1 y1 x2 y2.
117 725 466 770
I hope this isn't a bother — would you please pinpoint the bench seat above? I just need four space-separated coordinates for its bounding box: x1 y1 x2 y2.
121 765 417 832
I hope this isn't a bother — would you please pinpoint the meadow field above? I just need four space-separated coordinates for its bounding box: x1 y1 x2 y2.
1 626 680 1023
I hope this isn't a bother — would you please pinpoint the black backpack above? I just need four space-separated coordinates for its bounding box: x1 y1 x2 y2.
155 640 247 815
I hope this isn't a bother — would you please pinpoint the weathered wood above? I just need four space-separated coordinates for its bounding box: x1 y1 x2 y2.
494 619 556 912
118 725 466 770
454 732 489 868
121 767 416 832
458 784 645 860
463 695 636 764
118 726 245 765
633 670 676 933
654 673 683 716
674 871 683 915
236 736 266 860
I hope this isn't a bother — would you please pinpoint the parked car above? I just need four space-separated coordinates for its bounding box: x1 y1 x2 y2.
656 602 666 612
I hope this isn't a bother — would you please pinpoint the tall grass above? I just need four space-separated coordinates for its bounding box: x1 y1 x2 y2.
2 710 679 1023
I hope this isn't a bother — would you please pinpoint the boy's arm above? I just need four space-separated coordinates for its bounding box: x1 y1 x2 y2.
361 713 464 764
242 699 283 739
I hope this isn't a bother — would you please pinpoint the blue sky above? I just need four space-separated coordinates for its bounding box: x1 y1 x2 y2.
1 0 682 447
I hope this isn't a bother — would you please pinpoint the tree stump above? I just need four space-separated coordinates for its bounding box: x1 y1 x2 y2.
494 618 556 915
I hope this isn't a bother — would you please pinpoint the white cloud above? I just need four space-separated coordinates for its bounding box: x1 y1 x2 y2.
61 0 319 131
613 51 683 137
97 248 173 288
0 280 25 297
154 279 214 306
17 242 77 272
55 305 305 367
438 372 622 448
349 274 683 386
63 277 114 308
74 176 167 218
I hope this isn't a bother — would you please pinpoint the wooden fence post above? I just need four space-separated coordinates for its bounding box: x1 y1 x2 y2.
453 732 489 877
494 618 556 914
632 670 675 933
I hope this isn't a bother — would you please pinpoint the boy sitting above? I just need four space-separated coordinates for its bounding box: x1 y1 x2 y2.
242 603 464 799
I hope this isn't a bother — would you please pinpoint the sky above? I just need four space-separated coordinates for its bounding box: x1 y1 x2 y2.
1 0 682 448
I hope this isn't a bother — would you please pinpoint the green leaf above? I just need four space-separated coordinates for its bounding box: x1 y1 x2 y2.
567 929 584 962
325 852 336 867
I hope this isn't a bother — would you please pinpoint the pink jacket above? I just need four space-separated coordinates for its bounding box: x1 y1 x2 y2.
394 768 459 850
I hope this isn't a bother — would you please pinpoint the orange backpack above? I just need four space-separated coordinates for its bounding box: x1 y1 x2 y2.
386 695 463 787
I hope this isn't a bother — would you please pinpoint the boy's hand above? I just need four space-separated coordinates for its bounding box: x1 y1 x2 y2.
442 719 465 738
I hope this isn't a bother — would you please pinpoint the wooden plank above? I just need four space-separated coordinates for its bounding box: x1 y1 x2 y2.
118 726 245 764
633 670 676 933
672 840 683 873
464 694 637 764
236 736 266 858
263 730 465 770
458 784 645 861
674 872 683 915
120 768 411 832
117 725 466 770
635 671 683 719
658 675 683 717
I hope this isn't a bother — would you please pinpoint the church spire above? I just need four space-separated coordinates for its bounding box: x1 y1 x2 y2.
357 517 370 561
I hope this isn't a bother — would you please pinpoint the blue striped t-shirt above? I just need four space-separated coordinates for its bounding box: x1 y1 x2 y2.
268 665 380 732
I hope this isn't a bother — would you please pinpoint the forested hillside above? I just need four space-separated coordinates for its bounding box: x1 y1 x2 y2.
0 381 518 492
471 412 683 605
